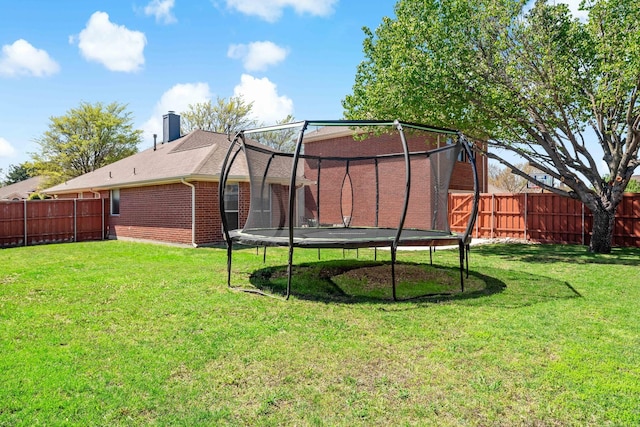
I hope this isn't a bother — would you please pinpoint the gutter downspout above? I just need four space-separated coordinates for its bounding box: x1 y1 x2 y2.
90 189 105 240
181 179 197 247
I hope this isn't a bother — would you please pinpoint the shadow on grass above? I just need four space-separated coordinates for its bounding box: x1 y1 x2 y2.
247 259 511 305
472 243 640 267
246 258 584 307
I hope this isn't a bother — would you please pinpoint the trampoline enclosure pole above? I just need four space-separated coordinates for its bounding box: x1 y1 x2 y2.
458 241 465 292
285 122 309 299
219 133 244 286
390 120 411 301
391 246 397 301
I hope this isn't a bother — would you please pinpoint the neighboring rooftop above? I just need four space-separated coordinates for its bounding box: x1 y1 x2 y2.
302 125 372 143
0 176 47 200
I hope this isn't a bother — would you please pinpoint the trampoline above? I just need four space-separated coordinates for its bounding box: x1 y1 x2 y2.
219 119 480 300
229 227 466 249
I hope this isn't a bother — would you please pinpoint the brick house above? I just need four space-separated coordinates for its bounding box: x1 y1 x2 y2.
44 116 484 246
44 112 292 246
301 126 487 229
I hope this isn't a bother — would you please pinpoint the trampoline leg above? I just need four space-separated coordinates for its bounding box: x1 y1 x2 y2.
466 244 470 278
391 247 397 301
458 241 465 293
226 244 233 287
263 246 267 263
429 246 433 265
318 248 320 260
374 247 377 261
286 246 294 300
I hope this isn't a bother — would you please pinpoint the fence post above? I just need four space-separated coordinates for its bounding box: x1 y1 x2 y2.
581 202 585 246
74 199 77 242
475 198 479 238
23 199 27 246
102 197 105 240
524 192 528 240
491 194 495 239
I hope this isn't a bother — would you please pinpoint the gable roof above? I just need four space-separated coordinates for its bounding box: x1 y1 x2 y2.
44 129 292 195
0 176 48 200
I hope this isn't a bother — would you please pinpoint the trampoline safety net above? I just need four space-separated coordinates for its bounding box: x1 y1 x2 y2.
240 121 461 235
219 119 480 300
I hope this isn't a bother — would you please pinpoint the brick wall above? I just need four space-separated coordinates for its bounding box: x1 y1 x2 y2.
193 181 220 244
303 131 481 229
105 181 250 246
304 156 434 228
109 183 193 244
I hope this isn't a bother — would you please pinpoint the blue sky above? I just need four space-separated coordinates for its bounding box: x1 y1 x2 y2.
0 0 586 176
0 0 397 174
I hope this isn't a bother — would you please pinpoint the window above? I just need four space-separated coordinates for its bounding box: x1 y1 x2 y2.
251 185 271 213
110 189 120 215
251 184 272 227
224 184 239 230
446 136 469 162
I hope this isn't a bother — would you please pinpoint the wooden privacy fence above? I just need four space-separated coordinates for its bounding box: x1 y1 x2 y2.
449 193 640 247
0 198 107 248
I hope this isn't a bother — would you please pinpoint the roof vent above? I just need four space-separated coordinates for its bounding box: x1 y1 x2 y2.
163 111 181 143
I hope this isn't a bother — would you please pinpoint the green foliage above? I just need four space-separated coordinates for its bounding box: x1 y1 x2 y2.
603 175 640 192
180 96 258 135
625 179 640 192
181 99 297 151
343 0 640 251
1 162 35 186
27 192 49 200
31 101 141 186
253 114 298 152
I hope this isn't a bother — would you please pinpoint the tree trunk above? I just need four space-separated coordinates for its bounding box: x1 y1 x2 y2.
588 205 616 254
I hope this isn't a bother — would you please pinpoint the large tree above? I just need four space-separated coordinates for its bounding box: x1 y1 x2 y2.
181 98 297 151
1 162 35 186
180 96 258 135
253 114 298 152
489 163 537 193
343 0 640 253
32 102 141 186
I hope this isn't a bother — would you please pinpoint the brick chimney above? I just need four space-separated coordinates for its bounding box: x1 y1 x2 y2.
163 111 180 143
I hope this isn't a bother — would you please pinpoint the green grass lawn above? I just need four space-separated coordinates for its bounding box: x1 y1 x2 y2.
1 241 639 426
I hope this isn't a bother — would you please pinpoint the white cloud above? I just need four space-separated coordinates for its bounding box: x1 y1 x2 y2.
141 82 212 143
73 11 146 72
144 0 177 24
0 137 17 158
225 0 337 22
233 74 293 124
227 41 289 72
0 39 60 77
